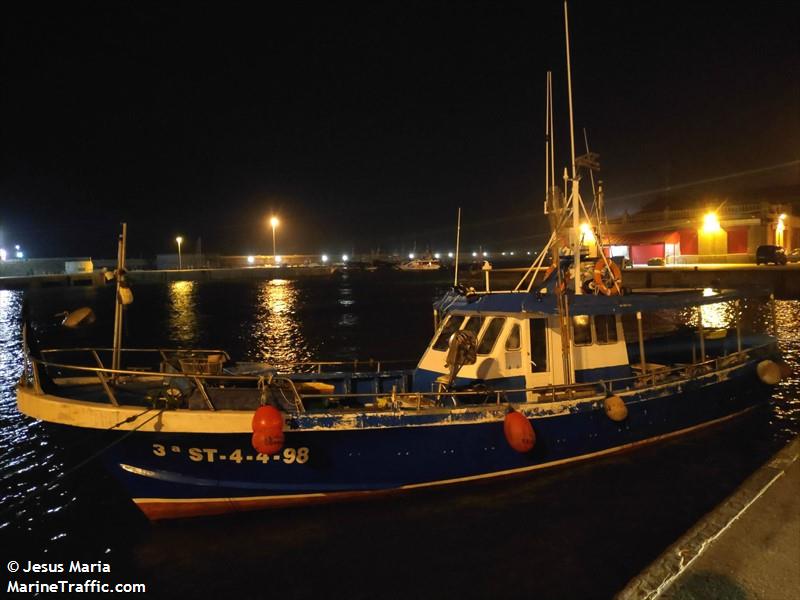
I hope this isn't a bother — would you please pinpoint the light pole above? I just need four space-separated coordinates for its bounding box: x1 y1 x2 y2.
175 236 183 270
270 217 279 264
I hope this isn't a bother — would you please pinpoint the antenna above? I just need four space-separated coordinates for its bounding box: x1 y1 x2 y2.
550 72 556 203
564 1 577 180
544 71 550 214
453 207 462 286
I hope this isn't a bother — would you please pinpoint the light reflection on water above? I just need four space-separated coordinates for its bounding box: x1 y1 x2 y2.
674 289 745 331
0 289 65 533
770 299 800 438
167 281 199 346
697 288 738 330
249 279 311 369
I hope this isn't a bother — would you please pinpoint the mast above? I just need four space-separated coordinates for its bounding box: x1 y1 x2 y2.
111 222 127 379
564 0 582 295
547 71 574 385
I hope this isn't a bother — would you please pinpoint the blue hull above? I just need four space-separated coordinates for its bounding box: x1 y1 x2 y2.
103 361 771 519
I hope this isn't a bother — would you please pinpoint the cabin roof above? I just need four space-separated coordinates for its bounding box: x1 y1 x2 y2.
435 287 765 317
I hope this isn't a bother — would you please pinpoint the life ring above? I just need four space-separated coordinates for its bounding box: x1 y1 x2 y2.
593 259 622 296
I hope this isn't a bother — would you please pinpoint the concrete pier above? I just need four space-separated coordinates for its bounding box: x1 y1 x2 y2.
617 436 800 599
0 265 336 289
126 265 335 284
480 263 800 298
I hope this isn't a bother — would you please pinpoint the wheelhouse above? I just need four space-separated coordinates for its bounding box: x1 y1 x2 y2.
414 307 629 401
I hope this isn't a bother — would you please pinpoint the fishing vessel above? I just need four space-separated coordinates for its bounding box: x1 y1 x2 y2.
15 4 789 521
397 257 441 271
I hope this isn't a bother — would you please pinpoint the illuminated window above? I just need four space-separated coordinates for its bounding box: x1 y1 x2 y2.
594 315 618 344
432 315 465 351
572 315 592 346
477 317 506 354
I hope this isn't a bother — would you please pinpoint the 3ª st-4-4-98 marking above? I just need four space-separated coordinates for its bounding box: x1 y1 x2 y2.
151 444 309 464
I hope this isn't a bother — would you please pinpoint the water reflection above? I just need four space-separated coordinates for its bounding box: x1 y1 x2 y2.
337 283 358 327
672 290 739 331
698 288 737 330
0 290 68 537
0 290 24 424
167 281 199 346
250 279 311 369
0 290 23 386
770 300 800 437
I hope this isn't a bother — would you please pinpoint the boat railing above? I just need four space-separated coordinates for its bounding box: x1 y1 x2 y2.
26 353 309 411
37 348 415 374
278 359 416 373
601 344 773 393
23 342 774 414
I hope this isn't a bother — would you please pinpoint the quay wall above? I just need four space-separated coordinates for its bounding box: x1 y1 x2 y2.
619 266 798 298
0 266 335 290
2 264 798 298
474 265 800 299
127 266 335 284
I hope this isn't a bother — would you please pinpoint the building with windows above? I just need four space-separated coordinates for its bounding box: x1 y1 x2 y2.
599 201 798 265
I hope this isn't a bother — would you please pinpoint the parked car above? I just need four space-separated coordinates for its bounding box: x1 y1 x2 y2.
610 256 632 270
755 245 787 265
787 248 800 263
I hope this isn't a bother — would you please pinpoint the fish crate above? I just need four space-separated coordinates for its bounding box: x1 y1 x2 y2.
178 355 224 375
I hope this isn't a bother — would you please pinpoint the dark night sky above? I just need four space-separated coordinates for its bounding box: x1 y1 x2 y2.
1 1 798 259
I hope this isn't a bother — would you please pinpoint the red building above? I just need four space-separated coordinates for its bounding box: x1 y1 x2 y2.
601 202 797 265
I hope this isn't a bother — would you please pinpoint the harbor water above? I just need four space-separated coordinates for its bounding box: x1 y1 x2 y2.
1 272 798 599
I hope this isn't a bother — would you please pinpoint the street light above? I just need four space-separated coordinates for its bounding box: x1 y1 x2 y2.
776 214 786 246
175 236 183 270
702 212 720 233
270 216 279 264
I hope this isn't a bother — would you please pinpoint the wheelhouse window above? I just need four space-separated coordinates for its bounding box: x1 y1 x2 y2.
477 317 506 354
462 316 485 338
594 315 618 344
572 315 592 346
529 318 548 372
505 323 521 351
432 315 465 351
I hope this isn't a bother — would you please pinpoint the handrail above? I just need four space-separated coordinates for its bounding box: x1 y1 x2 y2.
41 347 231 356
37 348 416 373
283 358 416 373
